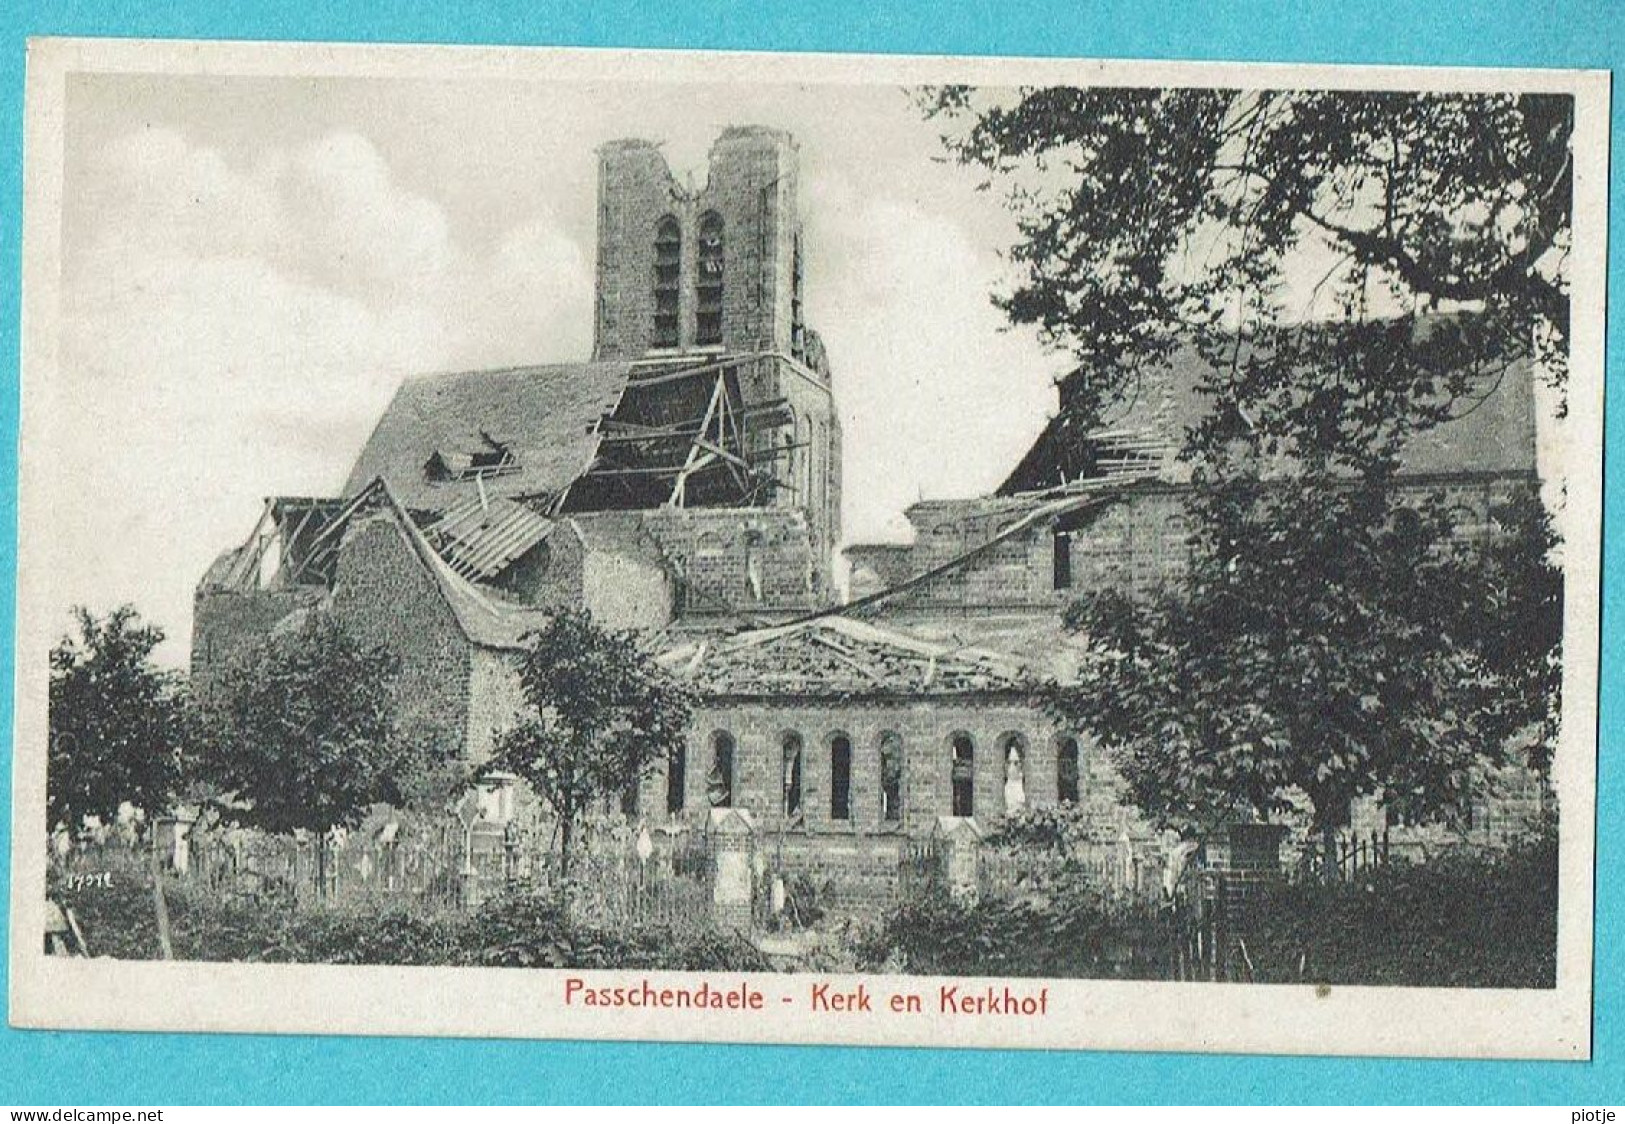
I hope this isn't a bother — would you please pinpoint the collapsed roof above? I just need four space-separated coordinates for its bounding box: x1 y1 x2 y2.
345 362 634 511
659 615 1031 698
344 355 793 515
999 333 1537 496
202 478 551 650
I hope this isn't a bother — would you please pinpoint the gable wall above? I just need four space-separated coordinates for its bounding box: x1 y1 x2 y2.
329 513 475 759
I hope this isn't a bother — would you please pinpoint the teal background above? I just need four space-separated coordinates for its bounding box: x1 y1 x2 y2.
0 0 1618 1105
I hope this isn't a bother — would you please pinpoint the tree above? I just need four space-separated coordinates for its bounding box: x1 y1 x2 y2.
482 608 696 877
1049 478 1558 855
927 87 1569 853
923 87 1572 446
48 605 186 832
198 612 411 889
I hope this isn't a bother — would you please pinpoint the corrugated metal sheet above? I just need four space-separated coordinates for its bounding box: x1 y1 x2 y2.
422 495 554 581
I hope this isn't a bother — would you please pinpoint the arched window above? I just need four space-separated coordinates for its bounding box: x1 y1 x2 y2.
829 733 853 821
999 733 1028 813
653 216 681 349
781 732 804 821
950 733 975 817
708 731 735 809
696 211 724 346
1056 736 1081 804
666 740 687 815
879 731 904 824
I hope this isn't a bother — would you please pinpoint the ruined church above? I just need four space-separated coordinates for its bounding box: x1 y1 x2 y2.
193 126 1544 904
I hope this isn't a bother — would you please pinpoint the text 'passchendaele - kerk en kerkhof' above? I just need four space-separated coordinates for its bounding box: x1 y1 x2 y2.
192 126 1547 909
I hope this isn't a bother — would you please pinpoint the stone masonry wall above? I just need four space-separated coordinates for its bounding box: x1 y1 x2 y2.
848 475 1536 614
328 512 474 759
191 585 326 695
642 506 825 613
636 698 1139 840
465 647 527 765
593 128 799 361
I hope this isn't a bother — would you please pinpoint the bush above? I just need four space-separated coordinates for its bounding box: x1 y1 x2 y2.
297 906 469 966
660 927 776 972
983 804 1102 851
863 825 1557 988
54 872 778 972
1243 827 1557 988
861 875 1167 979
463 886 776 971
50 862 163 960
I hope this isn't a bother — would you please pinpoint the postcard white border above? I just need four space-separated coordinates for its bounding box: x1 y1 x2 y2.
9 36 1608 1060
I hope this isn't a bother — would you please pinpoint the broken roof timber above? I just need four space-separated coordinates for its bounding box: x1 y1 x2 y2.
658 614 1031 699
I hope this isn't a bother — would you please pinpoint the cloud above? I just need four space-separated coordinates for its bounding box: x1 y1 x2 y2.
49 113 1060 661
53 127 591 662
804 172 1063 544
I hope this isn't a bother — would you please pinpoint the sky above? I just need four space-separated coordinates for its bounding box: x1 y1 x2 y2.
51 74 1071 663
46 73 1570 666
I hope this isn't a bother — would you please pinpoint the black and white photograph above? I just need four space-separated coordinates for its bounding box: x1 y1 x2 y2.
10 40 1606 1058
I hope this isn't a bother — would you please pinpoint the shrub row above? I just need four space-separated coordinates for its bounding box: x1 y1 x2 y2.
859 827 1558 988
1241 828 1557 988
50 873 775 972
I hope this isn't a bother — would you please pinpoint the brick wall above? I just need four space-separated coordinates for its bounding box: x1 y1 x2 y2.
698 127 799 355
593 139 681 361
736 354 840 567
1346 761 1552 852
328 512 475 759
765 833 911 914
846 495 1082 614
642 506 825 613
591 128 840 575
593 127 800 361
847 476 1536 614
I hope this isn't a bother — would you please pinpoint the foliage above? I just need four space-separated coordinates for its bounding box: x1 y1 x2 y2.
925 87 1569 840
1245 823 1557 987
923 87 1572 429
1464 489 1566 773
49 857 163 959
53 873 772 971
859 826 1555 987
759 871 830 933
483 608 696 867
195 612 411 838
461 886 774 970
392 716 477 814
983 803 1102 850
1051 481 1559 837
48 606 187 831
